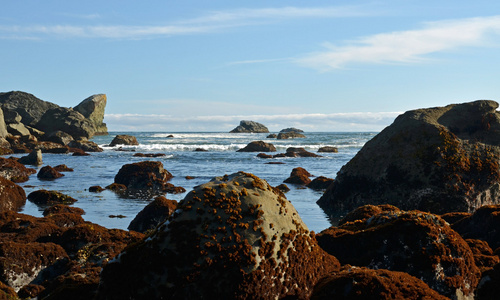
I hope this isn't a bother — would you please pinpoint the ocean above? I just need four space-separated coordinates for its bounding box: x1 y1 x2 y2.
17 131 377 233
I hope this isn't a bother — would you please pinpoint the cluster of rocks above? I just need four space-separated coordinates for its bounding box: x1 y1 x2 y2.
0 91 107 156
267 128 307 140
238 141 336 158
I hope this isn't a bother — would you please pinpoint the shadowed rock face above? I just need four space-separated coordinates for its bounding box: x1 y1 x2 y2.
98 172 339 299
0 91 59 126
311 267 449 300
316 208 480 299
318 100 500 217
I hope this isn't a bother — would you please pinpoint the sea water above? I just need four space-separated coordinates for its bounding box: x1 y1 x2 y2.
17 132 376 233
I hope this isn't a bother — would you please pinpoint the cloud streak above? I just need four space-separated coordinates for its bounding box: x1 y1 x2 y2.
104 111 401 132
296 15 500 70
0 5 370 40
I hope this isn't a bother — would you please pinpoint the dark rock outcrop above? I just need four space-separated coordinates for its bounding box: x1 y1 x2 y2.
307 176 334 190
37 107 96 140
27 190 77 206
237 140 276 152
317 208 480 299
73 94 108 135
277 132 306 139
318 100 500 217
97 172 339 299
68 140 103 152
280 127 304 133
44 130 74 145
451 205 500 250
0 177 26 212
284 147 321 157
0 91 59 126
37 166 64 180
109 134 139 147
43 204 85 217
18 149 42 166
284 167 313 185
318 146 338 153
128 196 178 233
311 267 449 300
230 120 269 133
114 161 184 195
266 133 277 138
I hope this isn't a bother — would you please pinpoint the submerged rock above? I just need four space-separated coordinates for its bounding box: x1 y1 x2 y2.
318 100 500 217
230 120 269 133
98 172 339 299
316 208 480 299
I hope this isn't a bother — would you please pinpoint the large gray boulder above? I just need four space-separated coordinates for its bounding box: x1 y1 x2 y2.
74 94 108 135
36 107 96 140
230 120 269 133
0 91 58 126
97 172 339 299
318 100 500 218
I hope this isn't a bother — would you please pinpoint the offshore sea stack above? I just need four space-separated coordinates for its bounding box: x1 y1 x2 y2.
318 100 500 217
230 120 269 133
97 172 339 299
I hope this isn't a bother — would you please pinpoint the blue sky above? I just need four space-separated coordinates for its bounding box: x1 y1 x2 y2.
1 1 499 132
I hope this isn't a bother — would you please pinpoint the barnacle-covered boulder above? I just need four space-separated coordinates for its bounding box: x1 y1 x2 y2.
98 172 339 299
311 267 449 300
318 100 500 217
316 208 480 299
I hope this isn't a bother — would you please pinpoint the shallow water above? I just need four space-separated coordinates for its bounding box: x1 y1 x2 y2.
17 131 376 233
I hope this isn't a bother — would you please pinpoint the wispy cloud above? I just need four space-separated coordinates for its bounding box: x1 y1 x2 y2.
104 111 400 132
296 15 500 70
0 5 371 40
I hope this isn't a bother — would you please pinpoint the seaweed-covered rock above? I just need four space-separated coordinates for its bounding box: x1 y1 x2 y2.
37 166 64 180
109 134 138 147
98 172 339 299
318 146 338 153
237 141 276 152
114 161 184 195
0 157 36 182
307 176 334 190
43 205 85 217
317 209 480 299
0 241 69 292
284 167 312 185
318 100 500 218
338 204 401 226
128 196 178 233
466 239 500 271
230 120 269 133
311 267 449 300
0 177 26 212
451 205 500 250
284 147 320 157
28 190 77 206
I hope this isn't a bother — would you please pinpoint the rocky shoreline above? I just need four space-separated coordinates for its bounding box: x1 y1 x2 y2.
2 94 500 299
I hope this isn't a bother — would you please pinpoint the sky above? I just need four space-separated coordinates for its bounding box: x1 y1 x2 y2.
1 0 500 132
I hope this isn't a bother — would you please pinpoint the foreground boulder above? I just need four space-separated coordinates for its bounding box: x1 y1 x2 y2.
312 267 449 300
0 157 35 182
27 190 77 206
316 208 480 299
98 172 339 299
230 120 269 133
318 100 500 217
